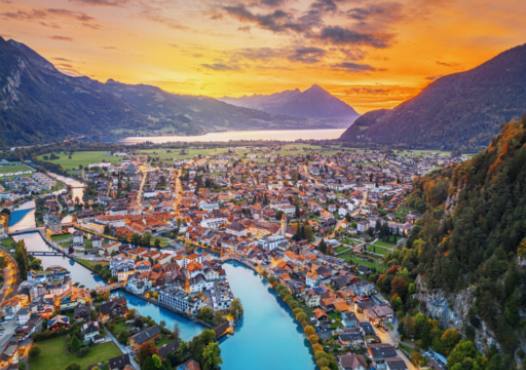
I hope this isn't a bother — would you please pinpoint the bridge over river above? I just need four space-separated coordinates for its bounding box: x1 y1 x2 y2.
28 251 65 257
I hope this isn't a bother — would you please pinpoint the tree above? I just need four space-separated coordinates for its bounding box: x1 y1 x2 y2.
65 364 81 370
317 239 327 254
229 298 243 321
142 232 152 247
141 354 165 370
304 325 316 336
67 334 83 355
439 328 461 355
201 342 222 370
14 240 29 280
131 233 142 246
197 307 215 325
29 346 41 359
138 342 158 366
448 340 482 370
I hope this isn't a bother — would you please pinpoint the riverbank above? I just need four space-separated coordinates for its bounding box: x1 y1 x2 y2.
12 229 317 369
7 200 36 233
225 259 325 368
116 288 215 330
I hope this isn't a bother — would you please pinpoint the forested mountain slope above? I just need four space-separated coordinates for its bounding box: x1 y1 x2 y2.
402 117 526 361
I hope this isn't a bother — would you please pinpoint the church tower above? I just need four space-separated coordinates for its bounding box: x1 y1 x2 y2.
280 213 287 236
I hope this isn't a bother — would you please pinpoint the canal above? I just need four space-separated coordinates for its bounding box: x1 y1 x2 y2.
12 232 315 369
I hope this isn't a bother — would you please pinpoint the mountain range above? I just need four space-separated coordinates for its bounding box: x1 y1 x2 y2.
340 43 526 151
221 85 358 128
0 37 356 147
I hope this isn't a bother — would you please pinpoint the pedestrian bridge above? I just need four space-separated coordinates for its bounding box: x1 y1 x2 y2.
28 250 65 257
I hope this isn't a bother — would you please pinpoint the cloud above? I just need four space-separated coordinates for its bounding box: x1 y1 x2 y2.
222 4 306 33
235 47 287 61
0 7 99 29
45 8 95 22
338 48 366 61
333 62 379 72
139 5 187 30
343 84 419 108
288 47 325 63
261 0 287 7
319 26 393 48
222 1 395 50
233 45 326 64
299 0 338 29
436 60 460 68
49 35 73 42
201 62 240 71
347 2 404 25
68 0 130 6
53 57 74 62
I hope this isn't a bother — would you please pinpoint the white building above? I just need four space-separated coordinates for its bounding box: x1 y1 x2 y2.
258 234 288 251
199 218 227 229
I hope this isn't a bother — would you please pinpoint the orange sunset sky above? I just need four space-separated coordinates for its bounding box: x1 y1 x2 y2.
1 0 526 113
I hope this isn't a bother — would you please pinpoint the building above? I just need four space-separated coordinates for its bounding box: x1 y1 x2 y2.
130 326 161 351
108 354 131 370
258 234 288 251
338 353 367 370
159 288 203 315
199 218 227 229
368 343 399 369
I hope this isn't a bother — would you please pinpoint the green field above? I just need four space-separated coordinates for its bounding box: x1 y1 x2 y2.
339 250 386 272
0 163 33 176
341 237 362 246
138 147 234 162
334 245 350 255
395 149 451 158
51 233 72 247
367 240 396 256
76 258 108 270
29 336 121 370
38 151 122 171
273 144 353 157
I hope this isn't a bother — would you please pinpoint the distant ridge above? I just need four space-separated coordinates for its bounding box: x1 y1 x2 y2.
222 84 359 128
0 37 342 146
340 43 526 151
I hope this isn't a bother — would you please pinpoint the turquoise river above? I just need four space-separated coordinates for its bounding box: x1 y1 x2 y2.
12 232 315 369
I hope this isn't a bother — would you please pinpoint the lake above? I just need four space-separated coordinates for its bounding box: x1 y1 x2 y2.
122 128 345 144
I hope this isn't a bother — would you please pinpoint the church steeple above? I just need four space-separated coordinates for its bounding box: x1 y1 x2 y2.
280 213 287 236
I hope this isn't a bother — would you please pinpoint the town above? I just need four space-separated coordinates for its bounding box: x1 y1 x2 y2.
0 144 462 370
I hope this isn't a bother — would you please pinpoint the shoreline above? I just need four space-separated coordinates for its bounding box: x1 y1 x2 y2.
121 128 346 145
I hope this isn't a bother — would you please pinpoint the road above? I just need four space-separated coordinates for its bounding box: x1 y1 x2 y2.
353 308 417 370
105 327 140 370
135 162 149 210
172 167 184 219
0 319 17 352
